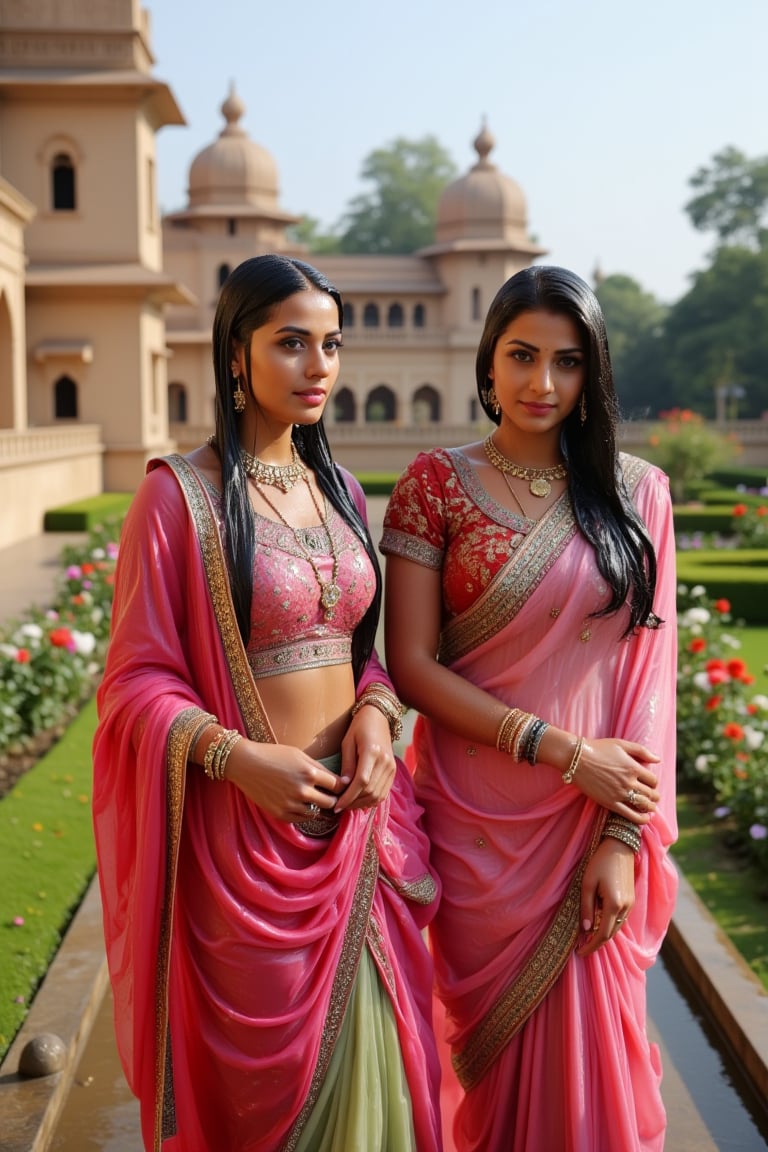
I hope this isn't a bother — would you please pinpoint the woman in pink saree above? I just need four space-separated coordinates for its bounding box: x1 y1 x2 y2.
381 266 678 1152
93 256 441 1151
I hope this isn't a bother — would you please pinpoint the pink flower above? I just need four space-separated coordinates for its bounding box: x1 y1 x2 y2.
13 916 24 926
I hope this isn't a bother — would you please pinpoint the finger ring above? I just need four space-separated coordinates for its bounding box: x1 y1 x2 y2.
627 789 639 806
306 802 320 817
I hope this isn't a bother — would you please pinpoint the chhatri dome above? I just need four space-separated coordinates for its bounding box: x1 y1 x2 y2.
435 122 536 249
187 84 279 211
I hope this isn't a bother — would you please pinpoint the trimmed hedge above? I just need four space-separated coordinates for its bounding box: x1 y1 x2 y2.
676 550 768 623
44 493 134 532
673 506 738 534
708 466 768 489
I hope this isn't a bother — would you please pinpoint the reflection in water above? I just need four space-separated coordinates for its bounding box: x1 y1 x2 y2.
52 955 768 1151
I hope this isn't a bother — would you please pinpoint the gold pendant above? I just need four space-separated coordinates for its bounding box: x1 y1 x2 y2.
320 583 342 616
529 478 551 498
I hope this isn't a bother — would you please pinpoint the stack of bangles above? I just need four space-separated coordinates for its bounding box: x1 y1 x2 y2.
495 709 642 855
201 725 243 781
350 683 404 743
495 708 550 765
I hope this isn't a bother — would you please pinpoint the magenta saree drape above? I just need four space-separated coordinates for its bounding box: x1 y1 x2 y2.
409 462 679 1152
93 457 441 1151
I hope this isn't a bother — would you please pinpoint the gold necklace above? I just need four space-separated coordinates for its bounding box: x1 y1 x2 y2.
484 435 567 498
241 441 307 492
255 478 342 620
500 472 530 520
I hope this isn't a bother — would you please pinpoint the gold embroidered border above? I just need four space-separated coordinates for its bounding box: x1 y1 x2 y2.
366 913 397 997
153 705 209 1149
381 869 438 906
438 496 578 666
451 812 607 1091
281 836 380 1152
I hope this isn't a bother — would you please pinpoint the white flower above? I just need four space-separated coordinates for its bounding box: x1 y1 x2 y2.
0 643 18 658
680 607 710 627
690 585 707 599
743 726 765 751
750 695 768 711
16 622 43 641
677 583 689 596
693 672 711 691
71 630 97 656
91 547 106 560
720 633 741 649
695 754 711 772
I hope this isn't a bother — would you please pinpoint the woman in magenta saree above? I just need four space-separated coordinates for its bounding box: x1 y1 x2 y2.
382 267 678 1151
92 256 441 1152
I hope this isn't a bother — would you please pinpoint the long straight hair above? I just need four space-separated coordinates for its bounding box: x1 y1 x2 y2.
476 265 657 636
211 254 380 681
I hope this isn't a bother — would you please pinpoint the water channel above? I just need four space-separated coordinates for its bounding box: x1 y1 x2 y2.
50 946 768 1151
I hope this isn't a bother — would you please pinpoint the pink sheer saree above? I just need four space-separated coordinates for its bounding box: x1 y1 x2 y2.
92 456 441 1152
385 449 678 1152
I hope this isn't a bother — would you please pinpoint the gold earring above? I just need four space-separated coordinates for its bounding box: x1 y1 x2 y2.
233 371 246 414
487 386 501 417
579 391 587 426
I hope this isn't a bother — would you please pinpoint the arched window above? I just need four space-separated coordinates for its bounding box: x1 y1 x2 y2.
365 384 396 423
471 287 482 321
54 375 78 419
412 384 441 424
387 302 404 328
52 153 76 211
343 301 355 327
168 382 188 423
218 263 231 289
333 386 356 423
413 303 426 328
363 302 380 328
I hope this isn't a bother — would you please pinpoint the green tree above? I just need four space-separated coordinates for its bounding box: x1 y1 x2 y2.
662 245 768 418
286 215 341 254
685 146 768 250
337 136 457 254
596 274 670 418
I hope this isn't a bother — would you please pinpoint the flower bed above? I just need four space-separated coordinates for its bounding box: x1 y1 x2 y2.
0 521 120 763
678 585 768 875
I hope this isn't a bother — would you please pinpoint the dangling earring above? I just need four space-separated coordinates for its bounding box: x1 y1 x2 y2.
487 385 501 417
579 391 587 426
232 370 246 414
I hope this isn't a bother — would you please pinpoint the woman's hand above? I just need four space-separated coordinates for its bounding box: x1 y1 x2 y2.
222 740 347 823
576 837 636 956
334 705 397 813
574 737 660 825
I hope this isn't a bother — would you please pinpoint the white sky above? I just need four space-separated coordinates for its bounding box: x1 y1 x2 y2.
147 0 768 305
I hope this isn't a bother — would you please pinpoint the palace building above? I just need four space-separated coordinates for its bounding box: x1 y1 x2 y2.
0 0 544 547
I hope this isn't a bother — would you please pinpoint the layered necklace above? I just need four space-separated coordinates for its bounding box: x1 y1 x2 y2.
241 442 307 493
483 435 567 498
255 477 342 620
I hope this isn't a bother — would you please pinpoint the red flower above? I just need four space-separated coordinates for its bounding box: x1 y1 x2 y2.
15 648 30 663
705 696 722 711
688 638 706 653
726 659 748 679
758 506 768 517
747 703 758 715
81 562 95 574
732 504 748 517
713 599 731 614
71 594 84 606
723 722 744 741
49 627 74 650
707 667 730 686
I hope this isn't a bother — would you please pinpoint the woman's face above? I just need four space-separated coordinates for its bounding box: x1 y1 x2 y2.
488 308 586 438
232 289 342 431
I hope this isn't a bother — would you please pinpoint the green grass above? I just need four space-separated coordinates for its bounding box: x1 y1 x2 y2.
0 699 97 1055
671 792 768 991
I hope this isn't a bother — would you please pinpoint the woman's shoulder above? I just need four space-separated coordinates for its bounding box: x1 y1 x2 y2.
619 452 669 497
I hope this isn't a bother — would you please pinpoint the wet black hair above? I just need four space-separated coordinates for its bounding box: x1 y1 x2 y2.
211 254 380 680
476 264 657 636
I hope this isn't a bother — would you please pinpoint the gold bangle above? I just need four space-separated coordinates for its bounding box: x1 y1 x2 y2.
351 687 404 743
603 816 642 854
496 708 522 754
562 736 584 784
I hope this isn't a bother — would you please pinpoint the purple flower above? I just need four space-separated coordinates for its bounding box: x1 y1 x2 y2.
714 806 731 819
66 565 82 579
749 824 767 841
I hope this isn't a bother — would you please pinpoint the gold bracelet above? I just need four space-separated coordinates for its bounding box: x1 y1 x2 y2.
495 708 521 753
350 686 404 742
211 729 243 781
562 736 584 784
603 816 642 854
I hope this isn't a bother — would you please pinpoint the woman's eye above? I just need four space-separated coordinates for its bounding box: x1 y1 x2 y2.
325 338 343 352
511 350 531 362
559 356 582 369
281 338 304 350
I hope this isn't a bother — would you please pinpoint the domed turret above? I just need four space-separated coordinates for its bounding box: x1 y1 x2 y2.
435 122 531 246
187 85 279 210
